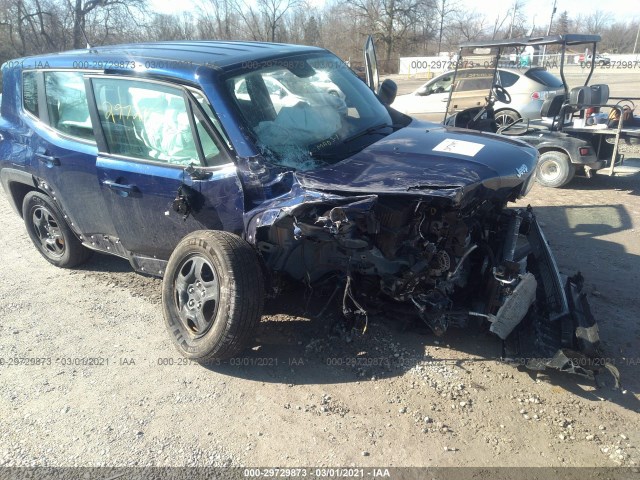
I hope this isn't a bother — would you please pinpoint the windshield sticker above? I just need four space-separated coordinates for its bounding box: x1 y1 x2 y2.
433 138 484 157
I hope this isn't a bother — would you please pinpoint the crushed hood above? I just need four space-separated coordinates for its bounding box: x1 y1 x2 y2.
296 120 538 207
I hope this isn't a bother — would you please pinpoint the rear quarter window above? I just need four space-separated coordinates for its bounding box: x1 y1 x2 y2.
23 72 39 116
498 71 519 88
525 69 563 88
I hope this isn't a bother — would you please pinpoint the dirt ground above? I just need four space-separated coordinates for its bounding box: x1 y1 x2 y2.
1 143 639 469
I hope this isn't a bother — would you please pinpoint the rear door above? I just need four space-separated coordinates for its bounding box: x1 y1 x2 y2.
86 76 244 260
26 70 118 240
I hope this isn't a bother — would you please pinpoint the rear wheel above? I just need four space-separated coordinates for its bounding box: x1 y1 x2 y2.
495 109 521 129
536 151 575 188
22 191 91 268
162 230 264 362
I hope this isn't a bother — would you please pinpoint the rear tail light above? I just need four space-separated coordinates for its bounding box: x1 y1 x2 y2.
531 91 551 100
579 147 590 156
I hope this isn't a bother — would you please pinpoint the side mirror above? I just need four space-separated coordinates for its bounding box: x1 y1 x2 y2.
378 78 398 105
417 86 429 96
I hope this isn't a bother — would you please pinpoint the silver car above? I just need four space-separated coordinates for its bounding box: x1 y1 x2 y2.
392 67 564 127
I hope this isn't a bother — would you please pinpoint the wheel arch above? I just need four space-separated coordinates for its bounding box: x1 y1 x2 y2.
538 146 571 159
494 107 520 117
0 168 41 218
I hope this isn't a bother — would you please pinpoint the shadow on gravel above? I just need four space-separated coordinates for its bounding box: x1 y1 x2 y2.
521 368 640 414
531 199 640 414
204 289 640 415
568 166 640 195
75 251 133 273
200 284 502 386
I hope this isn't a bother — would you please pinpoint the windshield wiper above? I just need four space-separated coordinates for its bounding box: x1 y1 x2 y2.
340 123 394 145
310 123 400 160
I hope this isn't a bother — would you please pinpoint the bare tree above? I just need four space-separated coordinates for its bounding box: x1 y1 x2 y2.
146 12 196 41
448 9 486 44
507 0 528 38
554 10 570 35
489 11 510 40
599 20 639 53
348 0 432 63
303 14 320 45
235 0 302 42
435 0 457 54
0 0 64 55
67 0 146 48
580 10 612 35
4 0 640 76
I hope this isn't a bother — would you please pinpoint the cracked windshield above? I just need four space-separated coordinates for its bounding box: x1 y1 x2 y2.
227 55 393 171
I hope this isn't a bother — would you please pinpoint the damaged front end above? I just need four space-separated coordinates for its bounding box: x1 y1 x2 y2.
248 187 607 381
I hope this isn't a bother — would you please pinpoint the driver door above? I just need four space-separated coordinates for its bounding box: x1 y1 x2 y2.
86 76 245 261
364 35 380 94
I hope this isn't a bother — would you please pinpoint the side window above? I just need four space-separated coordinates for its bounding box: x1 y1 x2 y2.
459 77 492 91
190 90 232 152
91 78 229 167
498 71 519 88
427 76 452 94
23 72 39 117
44 72 94 141
235 79 248 95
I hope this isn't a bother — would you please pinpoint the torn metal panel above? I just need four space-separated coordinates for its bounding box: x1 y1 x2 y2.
489 272 537 340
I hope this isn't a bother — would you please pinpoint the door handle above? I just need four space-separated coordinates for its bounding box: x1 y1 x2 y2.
35 153 60 167
103 180 138 197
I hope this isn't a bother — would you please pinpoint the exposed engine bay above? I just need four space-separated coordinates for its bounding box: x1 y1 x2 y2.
252 194 608 381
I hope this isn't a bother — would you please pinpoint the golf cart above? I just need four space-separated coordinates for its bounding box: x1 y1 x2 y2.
444 35 640 188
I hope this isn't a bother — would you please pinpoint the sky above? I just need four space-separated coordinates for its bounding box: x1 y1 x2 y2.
151 0 639 25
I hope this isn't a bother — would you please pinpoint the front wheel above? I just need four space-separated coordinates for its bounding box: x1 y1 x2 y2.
22 191 92 268
536 151 575 188
162 230 264 362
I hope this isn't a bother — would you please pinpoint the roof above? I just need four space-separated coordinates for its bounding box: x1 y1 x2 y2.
459 34 602 49
4 40 327 79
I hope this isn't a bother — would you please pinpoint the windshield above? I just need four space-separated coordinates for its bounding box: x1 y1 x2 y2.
226 53 392 171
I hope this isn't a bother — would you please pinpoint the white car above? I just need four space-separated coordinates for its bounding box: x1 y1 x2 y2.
392 67 564 126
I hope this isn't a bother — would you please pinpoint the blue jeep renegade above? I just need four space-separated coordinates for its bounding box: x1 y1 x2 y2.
0 40 601 377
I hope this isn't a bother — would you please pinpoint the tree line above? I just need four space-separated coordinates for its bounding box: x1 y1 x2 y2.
1 0 638 73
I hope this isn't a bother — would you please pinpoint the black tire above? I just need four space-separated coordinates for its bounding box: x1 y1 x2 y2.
22 191 92 268
536 151 575 188
162 230 264 362
495 109 521 129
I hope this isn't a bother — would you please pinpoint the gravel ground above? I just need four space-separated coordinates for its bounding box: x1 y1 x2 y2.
1 152 639 469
